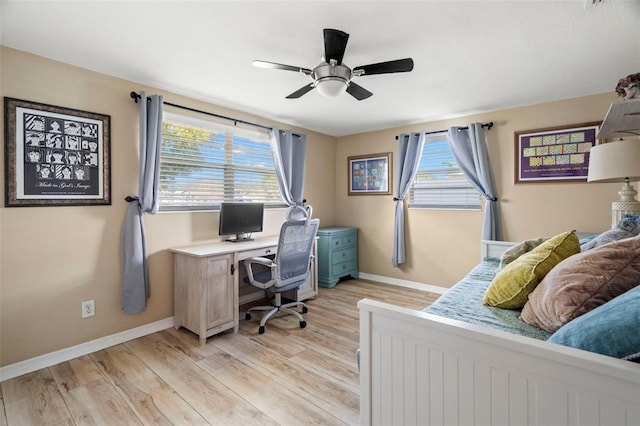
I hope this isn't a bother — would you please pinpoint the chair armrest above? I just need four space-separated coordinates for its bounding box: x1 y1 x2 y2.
243 256 276 289
244 256 273 267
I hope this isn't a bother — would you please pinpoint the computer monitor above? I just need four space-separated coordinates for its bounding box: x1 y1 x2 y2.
218 202 264 242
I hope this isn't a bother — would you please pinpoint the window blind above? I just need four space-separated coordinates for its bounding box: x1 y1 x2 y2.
159 112 284 211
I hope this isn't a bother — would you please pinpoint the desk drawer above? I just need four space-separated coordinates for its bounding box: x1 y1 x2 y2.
236 245 277 261
332 247 355 265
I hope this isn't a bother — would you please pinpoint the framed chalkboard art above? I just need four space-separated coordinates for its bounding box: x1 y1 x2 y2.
4 97 111 206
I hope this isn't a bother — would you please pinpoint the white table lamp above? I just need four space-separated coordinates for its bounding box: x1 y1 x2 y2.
587 139 640 228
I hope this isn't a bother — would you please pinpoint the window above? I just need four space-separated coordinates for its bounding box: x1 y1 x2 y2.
409 132 481 209
159 112 284 211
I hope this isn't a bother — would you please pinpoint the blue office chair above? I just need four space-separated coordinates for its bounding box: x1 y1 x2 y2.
243 205 319 334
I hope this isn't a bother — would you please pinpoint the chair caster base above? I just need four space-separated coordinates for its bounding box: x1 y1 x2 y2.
258 325 265 334
302 306 308 314
300 320 306 329
245 313 251 320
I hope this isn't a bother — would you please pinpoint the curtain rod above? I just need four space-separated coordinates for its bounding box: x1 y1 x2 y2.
130 91 302 137
394 122 494 140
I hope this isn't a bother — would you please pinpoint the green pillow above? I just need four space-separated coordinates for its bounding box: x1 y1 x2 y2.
483 231 580 309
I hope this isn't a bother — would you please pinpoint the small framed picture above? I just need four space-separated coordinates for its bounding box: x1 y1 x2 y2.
348 152 392 195
514 122 600 183
4 97 111 206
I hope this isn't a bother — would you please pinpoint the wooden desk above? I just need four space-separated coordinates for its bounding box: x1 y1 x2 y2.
169 236 318 343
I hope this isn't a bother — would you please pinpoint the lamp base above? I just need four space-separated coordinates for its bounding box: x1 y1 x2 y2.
611 181 640 228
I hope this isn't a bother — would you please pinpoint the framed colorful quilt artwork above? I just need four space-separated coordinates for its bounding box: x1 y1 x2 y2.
348 152 392 195
515 122 600 183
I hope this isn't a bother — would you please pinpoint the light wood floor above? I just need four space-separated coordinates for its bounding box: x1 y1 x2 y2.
0 279 439 425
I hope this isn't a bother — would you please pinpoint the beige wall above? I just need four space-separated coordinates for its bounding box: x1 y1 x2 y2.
335 93 620 287
0 46 623 368
0 47 336 367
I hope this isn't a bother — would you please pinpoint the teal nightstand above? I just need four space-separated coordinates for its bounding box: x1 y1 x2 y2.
317 227 358 288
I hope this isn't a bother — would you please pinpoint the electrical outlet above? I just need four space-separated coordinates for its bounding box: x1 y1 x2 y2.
82 300 95 318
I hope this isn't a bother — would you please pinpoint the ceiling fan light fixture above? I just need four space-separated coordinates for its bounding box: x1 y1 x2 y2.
315 77 348 97
253 29 414 100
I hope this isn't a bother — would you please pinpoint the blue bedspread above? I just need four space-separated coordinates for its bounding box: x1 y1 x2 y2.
423 258 551 341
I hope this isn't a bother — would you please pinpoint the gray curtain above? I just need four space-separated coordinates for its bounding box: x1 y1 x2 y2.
270 128 308 217
393 132 426 267
121 92 163 314
447 123 503 241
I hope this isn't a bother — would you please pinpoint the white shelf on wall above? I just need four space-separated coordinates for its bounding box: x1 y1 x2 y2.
597 98 640 140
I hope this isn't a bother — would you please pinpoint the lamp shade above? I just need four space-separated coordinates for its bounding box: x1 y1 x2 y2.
587 140 640 183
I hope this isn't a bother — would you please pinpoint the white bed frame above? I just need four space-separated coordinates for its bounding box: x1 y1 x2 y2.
359 240 640 426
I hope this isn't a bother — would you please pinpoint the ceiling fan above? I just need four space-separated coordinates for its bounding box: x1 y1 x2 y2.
253 28 414 100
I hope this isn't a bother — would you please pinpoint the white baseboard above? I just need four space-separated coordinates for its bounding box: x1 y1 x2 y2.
0 317 174 382
358 272 448 295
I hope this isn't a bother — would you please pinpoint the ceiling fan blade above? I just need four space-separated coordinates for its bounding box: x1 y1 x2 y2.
252 60 312 75
323 28 349 65
354 58 414 76
286 84 315 99
346 82 373 101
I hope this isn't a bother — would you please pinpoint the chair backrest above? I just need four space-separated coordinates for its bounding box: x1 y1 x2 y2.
274 215 320 288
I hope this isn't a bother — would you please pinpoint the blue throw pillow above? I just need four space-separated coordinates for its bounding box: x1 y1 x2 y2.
624 213 640 225
548 286 640 361
578 234 598 246
580 217 640 251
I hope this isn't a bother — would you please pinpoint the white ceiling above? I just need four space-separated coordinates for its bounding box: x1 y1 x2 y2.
2 1 639 137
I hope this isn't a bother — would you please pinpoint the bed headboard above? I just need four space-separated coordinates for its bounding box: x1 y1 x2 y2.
480 239 516 261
